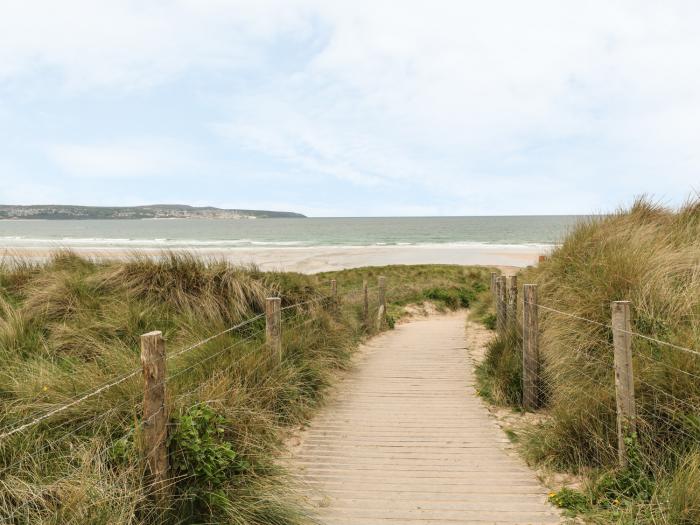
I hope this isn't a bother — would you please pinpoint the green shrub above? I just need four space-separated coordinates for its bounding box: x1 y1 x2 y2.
476 333 522 406
482 313 496 330
170 404 247 488
422 286 476 308
548 487 589 514
168 404 248 514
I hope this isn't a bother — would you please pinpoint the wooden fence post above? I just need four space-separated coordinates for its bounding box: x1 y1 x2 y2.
377 276 386 327
490 272 497 295
612 300 636 468
140 331 169 499
496 276 507 335
362 279 369 327
522 285 539 411
508 275 518 331
266 297 282 361
330 279 338 311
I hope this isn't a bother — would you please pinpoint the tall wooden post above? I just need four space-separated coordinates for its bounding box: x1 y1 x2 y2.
490 272 497 302
522 285 539 411
496 276 507 335
508 275 518 331
140 331 169 499
377 276 387 328
266 297 282 361
362 279 369 327
612 301 636 468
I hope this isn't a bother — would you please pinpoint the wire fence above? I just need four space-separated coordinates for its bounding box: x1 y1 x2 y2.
491 272 700 470
0 277 390 522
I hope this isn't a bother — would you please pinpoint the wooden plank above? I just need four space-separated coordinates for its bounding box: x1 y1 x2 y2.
140 331 168 501
508 275 518 331
612 300 636 467
289 313 560 524
522 284 539 411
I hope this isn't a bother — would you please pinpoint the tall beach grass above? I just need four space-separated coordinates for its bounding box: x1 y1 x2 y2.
476 198 700 522
0 254 489 524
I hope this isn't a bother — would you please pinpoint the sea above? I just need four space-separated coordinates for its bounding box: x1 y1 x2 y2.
0 216 582 250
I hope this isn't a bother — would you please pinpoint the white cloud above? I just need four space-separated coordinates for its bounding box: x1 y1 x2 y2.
46 140 197 178
2 1 700 213
0 0 309 91
210 1 700 212
0 180 65 205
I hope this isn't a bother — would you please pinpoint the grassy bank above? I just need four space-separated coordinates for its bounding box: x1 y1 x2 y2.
0 254 488 524
475 199 700 523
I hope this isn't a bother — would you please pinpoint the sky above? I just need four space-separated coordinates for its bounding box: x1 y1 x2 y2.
1 1 699 217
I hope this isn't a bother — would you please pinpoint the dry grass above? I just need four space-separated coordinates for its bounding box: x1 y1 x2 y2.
0 254 485 524
475 197 700 522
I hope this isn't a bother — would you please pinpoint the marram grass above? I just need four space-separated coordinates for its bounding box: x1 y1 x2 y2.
476 198 700 522
0 253 489 524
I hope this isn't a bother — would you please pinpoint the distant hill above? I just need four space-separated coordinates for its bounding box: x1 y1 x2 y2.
0 204 306 220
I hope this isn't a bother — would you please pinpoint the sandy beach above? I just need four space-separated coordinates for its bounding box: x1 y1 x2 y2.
0 243 547 273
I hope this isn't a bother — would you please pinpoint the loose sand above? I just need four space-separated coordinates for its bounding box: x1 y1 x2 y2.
0 244 545 273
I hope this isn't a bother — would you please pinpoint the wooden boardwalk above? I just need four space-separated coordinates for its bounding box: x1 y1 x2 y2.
289 312 560 524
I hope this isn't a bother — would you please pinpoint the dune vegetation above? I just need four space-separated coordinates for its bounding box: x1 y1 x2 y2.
475 198 700 523
0 253 489 524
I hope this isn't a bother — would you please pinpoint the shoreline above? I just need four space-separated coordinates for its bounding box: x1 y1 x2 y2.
0 244 548 274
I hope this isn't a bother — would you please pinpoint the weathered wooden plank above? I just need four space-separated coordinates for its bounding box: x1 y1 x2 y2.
288 313 560 524
612 300 636 467
523 284 539 411
140 331 168 501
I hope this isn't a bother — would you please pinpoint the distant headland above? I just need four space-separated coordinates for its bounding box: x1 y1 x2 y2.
0 204 306 220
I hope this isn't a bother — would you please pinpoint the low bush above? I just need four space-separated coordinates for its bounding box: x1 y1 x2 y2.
476 332 522 406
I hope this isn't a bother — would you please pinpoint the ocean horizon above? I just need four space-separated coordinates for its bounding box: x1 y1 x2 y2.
0 216 583 251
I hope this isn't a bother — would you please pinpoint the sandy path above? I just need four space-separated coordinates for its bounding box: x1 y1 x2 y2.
287 312 560 524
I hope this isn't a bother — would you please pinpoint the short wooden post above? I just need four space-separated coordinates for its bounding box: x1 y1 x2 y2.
140 331 169 499
612 300 636 468
508 275 518 331
362 279 369 327
266 297 282 361
377 276 386 327
496 276 507 335
522 285 539 411
330 279 338 311
490 272 497 295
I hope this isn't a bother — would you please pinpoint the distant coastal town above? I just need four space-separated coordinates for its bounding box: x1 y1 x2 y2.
0 204 305 220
